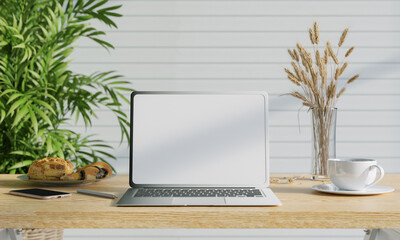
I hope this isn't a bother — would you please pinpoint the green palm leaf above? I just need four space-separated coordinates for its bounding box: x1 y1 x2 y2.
0 0 128 174
7 160 33 170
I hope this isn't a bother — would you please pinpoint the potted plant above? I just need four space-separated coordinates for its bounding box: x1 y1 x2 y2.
0 0 131 174
284 22 359 179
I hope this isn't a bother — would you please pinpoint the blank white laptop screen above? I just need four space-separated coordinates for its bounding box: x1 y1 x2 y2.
131 93 268 185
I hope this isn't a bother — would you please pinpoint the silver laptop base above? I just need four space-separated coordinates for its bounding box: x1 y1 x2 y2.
117 188 281 206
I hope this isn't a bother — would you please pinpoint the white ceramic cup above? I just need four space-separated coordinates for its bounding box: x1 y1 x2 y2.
327 158 384 191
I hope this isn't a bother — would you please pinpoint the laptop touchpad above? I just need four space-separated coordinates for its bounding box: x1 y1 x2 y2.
130 197 173 205
173 198 225 206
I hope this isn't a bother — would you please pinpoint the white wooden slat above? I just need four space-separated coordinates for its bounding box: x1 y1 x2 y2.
75 32 400 47
93 16 400 32
65 125 400 143
68 63 399 79
54 76 400 97
289 94 392 111
114 90 396 101
110 1 400 16
269 110 400 126
70 48 400 64
56 77 400 96
62 93 400 110
63 96 400 114
94 141 400 159
282 126 400 142
276 142 400 158
63 235 363 239
65 110 400 127
63 229 363 238
285 95 400 111
111 79 400 95
63 229 364 240
64 237 361 240
65 237 361 240
105 157 400 174
270 158 400 174
67 137 400 163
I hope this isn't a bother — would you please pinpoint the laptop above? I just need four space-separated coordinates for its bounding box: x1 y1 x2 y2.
117 91 281 206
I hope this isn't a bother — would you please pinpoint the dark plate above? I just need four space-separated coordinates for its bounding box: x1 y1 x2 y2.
17 173 116 186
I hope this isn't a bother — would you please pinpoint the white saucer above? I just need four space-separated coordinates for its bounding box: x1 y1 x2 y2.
312 184 395 195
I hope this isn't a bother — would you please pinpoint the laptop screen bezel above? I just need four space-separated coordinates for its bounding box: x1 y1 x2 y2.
129 91 270 188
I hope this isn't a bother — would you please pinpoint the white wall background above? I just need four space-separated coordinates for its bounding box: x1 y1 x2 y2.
65 0 398 239
69 0 400 174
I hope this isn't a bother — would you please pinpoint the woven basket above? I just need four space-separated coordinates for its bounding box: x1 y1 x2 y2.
22 229 63 240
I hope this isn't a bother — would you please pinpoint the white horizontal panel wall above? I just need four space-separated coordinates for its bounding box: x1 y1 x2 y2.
69 109 400 126
111 1 400 16
64 1 398 238
76 32 400 47
71 48 400 63
66 94 400 110
88 141 400 159
98 16 400 31
67 0 400 175
68 125 400 142
70 62 400 79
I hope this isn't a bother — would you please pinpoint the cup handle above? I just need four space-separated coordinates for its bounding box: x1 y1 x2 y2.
366 165 385 188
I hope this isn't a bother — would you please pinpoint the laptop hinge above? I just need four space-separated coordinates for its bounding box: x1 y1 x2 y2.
131 184 268 188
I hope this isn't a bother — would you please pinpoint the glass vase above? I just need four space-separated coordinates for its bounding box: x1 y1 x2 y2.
311 107 337 180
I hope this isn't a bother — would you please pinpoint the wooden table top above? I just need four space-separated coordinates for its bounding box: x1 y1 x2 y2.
0 174 399 229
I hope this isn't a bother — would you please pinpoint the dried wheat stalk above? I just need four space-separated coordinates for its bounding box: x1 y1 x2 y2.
314 22 320 44
285 22 358 111
339 28 349 47
345 46 355 57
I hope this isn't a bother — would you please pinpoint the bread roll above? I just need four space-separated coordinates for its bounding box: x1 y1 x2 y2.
27 157 74 180
61 162 113 181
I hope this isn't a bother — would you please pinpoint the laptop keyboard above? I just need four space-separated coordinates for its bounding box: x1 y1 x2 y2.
134 188 264 197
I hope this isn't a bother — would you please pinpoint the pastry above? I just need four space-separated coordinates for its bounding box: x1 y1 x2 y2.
61 161 113 181
27 157 74 180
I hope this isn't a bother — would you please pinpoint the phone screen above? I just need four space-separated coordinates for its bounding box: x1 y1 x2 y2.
10 188 70 196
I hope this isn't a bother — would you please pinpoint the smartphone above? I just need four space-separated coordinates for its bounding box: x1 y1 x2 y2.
9 188 72 199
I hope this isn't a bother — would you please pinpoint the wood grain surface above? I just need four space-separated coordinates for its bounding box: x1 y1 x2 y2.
0 174 399 229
